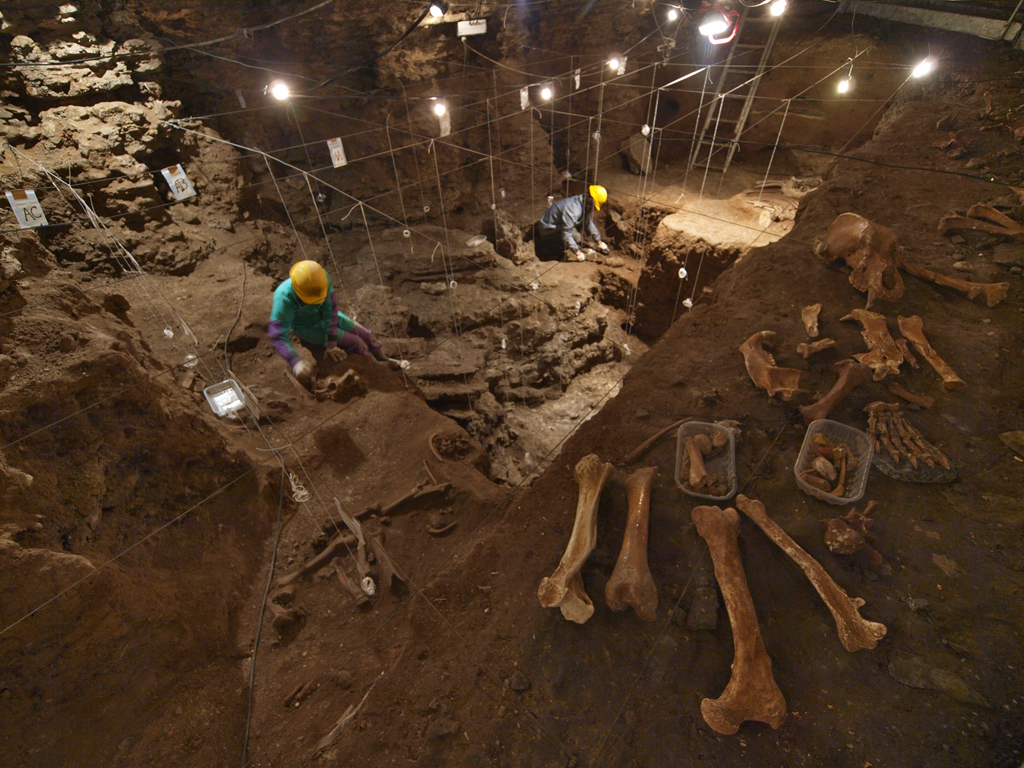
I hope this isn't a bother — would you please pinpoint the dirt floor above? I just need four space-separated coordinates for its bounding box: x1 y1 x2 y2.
1 17 1024 768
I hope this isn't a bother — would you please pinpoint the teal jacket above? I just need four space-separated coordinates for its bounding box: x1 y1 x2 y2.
268 276 356 365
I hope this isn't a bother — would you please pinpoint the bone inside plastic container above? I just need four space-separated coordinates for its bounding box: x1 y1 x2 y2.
203 379 246 417
675 421 737 502
794 419 873 505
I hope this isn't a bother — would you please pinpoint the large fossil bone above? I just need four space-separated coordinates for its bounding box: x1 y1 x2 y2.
938 203 1024 240
801 303 822 338
815 213 904 309
739 331 802 401
899 260 1009 308
692 504 787 734
896 315 966 391
825 501 882 564
605 466 659 622
538 454 613 623
799 358 873 425
797 338 836 359
735 495 886 652
864 401 952 470
841 308 904 381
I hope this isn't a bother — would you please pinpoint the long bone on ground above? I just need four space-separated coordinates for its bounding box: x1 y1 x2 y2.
799 358 873 425
897 314 966 391
537 453 613 623
605 466 659 622
739 330 802 400
736 495 887 652
692 504 787 734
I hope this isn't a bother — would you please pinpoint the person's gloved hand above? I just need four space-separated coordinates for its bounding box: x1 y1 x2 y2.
324 346 347 364
292 359 313 382
596 241 610 255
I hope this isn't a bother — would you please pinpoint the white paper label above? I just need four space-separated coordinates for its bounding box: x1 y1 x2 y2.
5 189 47 228
574 69 581 89
520 87 529 111
438 112 451 137
326 137 348 168
160 165 196 201
616 57 627 76
457 19 486 36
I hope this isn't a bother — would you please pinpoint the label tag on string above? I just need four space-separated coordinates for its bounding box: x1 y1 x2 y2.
520 87 529 110
616 56 627 76
160 165 196 201
438 111 451 137
574 69 580 89
326 137 348 168
5 189 48 228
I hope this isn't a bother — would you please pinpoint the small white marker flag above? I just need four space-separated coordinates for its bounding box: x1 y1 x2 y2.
326 137 348 168
520 87 529 111
5 189 48 228
160 165 197 201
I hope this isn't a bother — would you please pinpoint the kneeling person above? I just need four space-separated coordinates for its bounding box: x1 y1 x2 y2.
533 184 611 261
268 260 393 383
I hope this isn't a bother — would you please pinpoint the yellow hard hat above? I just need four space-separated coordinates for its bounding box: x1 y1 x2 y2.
589 184 608 211
289 260 328 304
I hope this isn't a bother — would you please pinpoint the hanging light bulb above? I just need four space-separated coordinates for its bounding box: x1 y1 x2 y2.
911 57 935 79
433 101 447 116
837 77 851 94
429 1 448 18
268 80 290 101
540 84 553 100
698 9 729 36
667 7 679 22
769 0 786 17
608 57 620 71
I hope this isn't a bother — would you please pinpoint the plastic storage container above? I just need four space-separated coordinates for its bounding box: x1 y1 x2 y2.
204 379 246 417
675 421 737 502
794 419 873 505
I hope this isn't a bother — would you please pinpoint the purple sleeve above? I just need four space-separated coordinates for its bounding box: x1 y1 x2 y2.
326 292 339 347
268 319 299 366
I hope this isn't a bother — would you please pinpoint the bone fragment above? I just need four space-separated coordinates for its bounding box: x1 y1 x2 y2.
939 203 1024 241
277 532 358 588
799 358 873 424
900 260 1009 308
894 337 919 368
833 454 847 497
825 501 882 564
864 402 951 470
624 418 689 464
538 454 613 623
335 563 370 606
686 437 709 488
801 303 822 338
736 495 886 652
812 456 837 482
797 338 836 359
886 382 933 408
799 470 832 492
284 679 319 708
739 331 802 401
815 213 904 308
896 315 966 391
692 505 787 734
605 467 659 622
841 309 904 381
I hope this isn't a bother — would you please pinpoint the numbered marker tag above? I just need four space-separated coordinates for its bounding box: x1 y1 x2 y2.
616 57 627 76
326 137 348 168
438 112 451 137
520 87 529 111
160 165 196 201
5 190 48 228
574 69 581 89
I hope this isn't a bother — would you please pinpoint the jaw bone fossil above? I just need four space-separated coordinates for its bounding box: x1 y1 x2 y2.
739 331 802 401
605 466 659 622
692 504 787 735
538 454 613 624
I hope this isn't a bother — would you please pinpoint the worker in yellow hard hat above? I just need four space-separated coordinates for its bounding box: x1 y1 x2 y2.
533 184 611 261
268 260 399 384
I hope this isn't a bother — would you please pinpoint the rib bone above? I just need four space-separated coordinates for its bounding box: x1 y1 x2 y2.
538 454 613 623
736 495 886 652
801 303 822 338
739 331 802 401
896 315 966 391
605 466 659 622
692 504 787 734
899 259 1009 308
799 358 873 425
841 309 903 381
